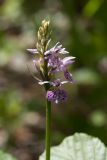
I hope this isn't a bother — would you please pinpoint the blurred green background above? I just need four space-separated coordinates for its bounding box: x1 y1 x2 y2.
0 0 107 160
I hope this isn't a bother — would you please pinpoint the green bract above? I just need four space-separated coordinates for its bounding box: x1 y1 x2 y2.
39 133 107 160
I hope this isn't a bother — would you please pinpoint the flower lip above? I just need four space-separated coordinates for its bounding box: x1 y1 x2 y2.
46 91 55 101
46 89 67 104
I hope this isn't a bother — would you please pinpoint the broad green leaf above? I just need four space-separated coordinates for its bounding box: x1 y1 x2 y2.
39 133 107 160
0 151 16 160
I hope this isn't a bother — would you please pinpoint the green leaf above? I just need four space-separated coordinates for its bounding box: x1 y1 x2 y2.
0 151 16 160
39 133 107 160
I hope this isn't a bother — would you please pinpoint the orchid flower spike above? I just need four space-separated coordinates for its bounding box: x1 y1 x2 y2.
27 20 75 103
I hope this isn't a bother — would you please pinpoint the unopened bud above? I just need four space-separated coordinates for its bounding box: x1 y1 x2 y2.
41 20 46 26
41 38 45 45
39 27 44 35
38 31 42 41
44 21 50 30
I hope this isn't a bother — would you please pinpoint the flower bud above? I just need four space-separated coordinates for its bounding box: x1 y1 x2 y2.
37 31 42 41
44 21 50 31
39 27 44 35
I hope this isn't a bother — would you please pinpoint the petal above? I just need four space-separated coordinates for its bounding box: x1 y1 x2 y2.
59 48 69 54
38 81 50 85
64 70 73 82
44 42 69 56
62 56 75 63
54 42 61 49
62 57 75 67
61 81 69 84
44 50 51 56
54 89 68 102
51 79 61 87
47 89 68 103
46 91 55 101
63 56 75 62
27 49 39 54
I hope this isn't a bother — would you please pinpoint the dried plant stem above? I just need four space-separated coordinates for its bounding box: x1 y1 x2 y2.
46 99 51 160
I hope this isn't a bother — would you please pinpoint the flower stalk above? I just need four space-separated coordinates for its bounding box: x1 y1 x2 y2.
46 99 51 160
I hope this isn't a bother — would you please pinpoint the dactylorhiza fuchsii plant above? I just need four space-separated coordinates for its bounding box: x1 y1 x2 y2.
27 20 75 160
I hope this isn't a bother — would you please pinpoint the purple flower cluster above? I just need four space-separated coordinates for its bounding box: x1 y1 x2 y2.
27 42 75 104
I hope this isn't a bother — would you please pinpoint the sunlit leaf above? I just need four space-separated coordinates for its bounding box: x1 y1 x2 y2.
40 133 107 160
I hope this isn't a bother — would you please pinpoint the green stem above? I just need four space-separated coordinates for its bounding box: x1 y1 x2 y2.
46 98 51 160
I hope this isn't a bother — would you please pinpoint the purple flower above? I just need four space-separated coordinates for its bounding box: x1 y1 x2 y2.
47 53 75 75
46 89 67 104
44 42 71 69
54 89 67 103
51 79 69 87
55 56 75 72
44 42 69 56
48 56 62 68
51 79 62 87
27 41 75 104
46 91 55 101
